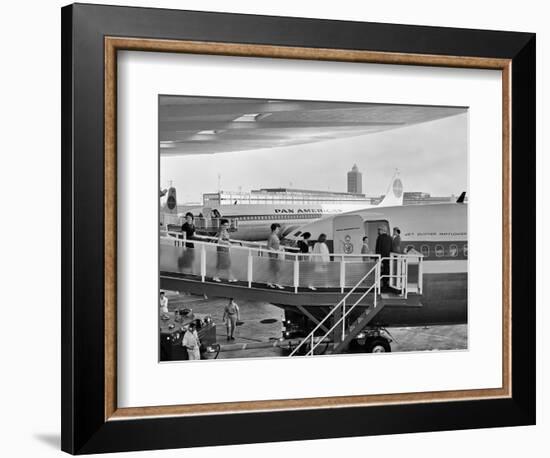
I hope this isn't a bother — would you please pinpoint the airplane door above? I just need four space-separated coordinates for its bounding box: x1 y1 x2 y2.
333 215 364 255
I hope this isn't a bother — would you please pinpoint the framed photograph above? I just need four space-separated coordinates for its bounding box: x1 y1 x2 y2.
61 3 536 454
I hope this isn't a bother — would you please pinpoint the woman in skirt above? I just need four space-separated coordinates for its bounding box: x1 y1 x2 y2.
213 219 237 283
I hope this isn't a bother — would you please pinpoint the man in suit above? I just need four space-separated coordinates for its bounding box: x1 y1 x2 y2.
392 227 402 254
375 226 393 290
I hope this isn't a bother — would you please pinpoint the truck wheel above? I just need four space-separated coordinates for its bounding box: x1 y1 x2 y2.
365 337 391 353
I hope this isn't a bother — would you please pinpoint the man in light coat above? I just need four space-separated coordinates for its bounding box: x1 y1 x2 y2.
182 322 201 360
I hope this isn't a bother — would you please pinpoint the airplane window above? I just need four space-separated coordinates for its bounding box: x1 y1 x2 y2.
435 245 444 257
294 231 302 237
421 245 430 257
449 244 458 257
463 244 468 257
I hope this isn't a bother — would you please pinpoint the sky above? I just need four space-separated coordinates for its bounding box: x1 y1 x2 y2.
160 112 468 205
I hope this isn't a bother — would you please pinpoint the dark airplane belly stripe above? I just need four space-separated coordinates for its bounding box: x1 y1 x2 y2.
373 272 468 327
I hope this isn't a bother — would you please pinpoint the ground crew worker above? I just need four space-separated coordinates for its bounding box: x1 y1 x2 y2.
159 291 168 314
182 322 201 360
223 298 240 341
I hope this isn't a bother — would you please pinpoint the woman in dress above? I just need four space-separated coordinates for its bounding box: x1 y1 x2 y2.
312 233 330 262
311 233 331 288
213 219 237 283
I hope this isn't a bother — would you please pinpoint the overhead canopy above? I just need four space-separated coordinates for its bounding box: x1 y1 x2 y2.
159 96 467 156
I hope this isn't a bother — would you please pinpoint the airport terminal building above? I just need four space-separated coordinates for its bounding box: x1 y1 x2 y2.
202 188 456 207
201 165 457 207
202 188 376 206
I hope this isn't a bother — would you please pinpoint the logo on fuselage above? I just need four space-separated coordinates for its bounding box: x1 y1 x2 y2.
167 195 176 210
393 179 403 198
274 208 324 214
342 235 354 254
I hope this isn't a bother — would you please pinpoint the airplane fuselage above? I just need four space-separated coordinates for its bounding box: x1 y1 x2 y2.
200 202 377 240
285 203 468 327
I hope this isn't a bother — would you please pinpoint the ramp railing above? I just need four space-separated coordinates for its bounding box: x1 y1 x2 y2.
163 230 301 254
380 252 424 298
161 214 239 234
160 236 380 292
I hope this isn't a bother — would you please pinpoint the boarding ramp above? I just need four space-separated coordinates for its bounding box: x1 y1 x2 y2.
160 236 423 297
160 237 424 355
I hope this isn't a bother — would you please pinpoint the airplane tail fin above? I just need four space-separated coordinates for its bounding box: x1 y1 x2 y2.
456 191 466 203
378 170 404 207
163 185 178 214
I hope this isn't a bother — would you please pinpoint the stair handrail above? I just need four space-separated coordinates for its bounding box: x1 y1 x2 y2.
307 282 378 356
288 258 380 356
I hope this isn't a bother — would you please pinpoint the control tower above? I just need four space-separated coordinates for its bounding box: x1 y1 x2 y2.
347 164 363 194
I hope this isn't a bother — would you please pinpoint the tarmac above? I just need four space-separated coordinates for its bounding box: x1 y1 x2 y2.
164 291 467 360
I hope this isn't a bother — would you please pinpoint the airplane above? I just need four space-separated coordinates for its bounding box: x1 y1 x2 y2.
160 172 405 241
280 200 467 351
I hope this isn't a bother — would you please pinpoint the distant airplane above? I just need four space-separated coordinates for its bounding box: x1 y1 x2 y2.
160 172 405 241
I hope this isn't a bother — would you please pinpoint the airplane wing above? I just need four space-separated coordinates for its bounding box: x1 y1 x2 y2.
160 96 467 156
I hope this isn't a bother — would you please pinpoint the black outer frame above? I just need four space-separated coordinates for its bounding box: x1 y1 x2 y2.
61 3 535 455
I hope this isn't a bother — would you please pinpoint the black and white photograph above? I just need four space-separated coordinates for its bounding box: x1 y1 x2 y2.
158 95 468 362
0 0 542 456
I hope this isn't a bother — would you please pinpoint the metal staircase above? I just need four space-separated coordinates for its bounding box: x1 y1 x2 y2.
331 304 387 354
288 252 423 357
288 263 380 357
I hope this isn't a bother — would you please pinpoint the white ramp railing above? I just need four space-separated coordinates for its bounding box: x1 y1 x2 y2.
381 253 424 298
160 236 380 293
